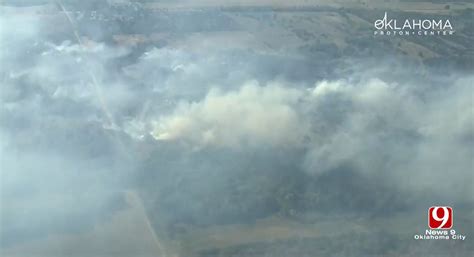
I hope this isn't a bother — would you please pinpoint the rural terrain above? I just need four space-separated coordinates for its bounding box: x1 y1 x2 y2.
1 1 473 256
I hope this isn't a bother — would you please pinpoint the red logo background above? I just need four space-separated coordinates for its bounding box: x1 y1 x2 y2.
429 206 453 229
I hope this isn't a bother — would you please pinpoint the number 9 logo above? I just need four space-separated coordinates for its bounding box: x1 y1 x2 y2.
429 206 453 229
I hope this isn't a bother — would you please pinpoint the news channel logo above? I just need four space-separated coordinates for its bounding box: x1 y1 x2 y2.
413 206 466 241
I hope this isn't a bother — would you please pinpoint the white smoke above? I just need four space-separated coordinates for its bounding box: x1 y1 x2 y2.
150 75 473 199
151 80 308 148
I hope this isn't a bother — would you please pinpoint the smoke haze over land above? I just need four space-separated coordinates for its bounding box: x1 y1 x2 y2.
0 1 473 256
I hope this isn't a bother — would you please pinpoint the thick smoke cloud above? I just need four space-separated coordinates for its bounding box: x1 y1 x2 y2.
151 81 308 148
304 77 473 199
149 74 472 201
